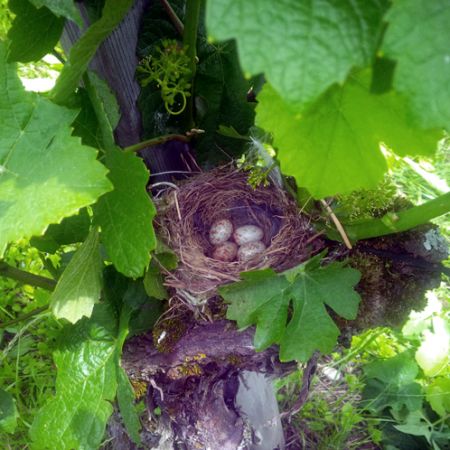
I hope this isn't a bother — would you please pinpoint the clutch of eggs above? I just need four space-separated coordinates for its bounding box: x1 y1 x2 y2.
209 219 265 262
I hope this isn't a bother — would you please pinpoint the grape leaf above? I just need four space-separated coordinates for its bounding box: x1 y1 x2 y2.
220 261 361 362
86 70 156 278
50 228 102 323
71 88 103 148
83 70 120 151
94 147 156 278
0 388 18 434
29 0 83 27
195 39 255 164
415 317 450 377
7 0 65 63
383 0 450 130
206 0 388 109
256 72 441 198
364 351 419 386
362 379 423 415
426 377 450 417
30 208 90 253
30 303 118 450
143 240 177 300
116 366 141 444
87 71 120 135
51 0 133 104
394 411 433 442
0 42 111 257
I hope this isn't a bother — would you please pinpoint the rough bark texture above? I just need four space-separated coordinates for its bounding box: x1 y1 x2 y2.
120 320 294 449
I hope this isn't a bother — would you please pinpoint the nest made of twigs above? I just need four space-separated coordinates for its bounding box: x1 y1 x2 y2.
155 166 324 303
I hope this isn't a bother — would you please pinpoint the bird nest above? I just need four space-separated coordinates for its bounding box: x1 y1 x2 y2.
155 166 324 303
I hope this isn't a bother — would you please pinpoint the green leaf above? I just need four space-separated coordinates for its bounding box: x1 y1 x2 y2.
123 280 163 336
0 388 18 434
383 0 450 129
222 269 291 349
394 411 433 443
220 262 361 362
94 147 156 278
0 42 112 257
71 88 103 148
87 71 120 133
30 303 118 450
362 378 423 415
206 0 388 109
256 72 441 198
114 301 141 444
143 241 177 300
280 262 361 361
402 294 442 338
426 377 450 417
195 39 255 164
7 0 65 63
50 228 102 323
116 367 141 444
29 0 83 27
51 0 133 104
30 208 91 253
144 263 168 300
84 70 120 150
364 352 419 386
415 317 450 377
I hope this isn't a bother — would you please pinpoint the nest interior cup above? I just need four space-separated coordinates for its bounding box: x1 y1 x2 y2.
156 166 323 301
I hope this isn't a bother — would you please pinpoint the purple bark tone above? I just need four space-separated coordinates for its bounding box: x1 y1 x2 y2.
121 320 294 449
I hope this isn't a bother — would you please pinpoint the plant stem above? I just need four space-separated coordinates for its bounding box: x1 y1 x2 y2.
182 0 201 129
124 133 191 153
51 49 66 64
159 0 184 35
0 262 56 291
0 307 49 329
327 191 450 242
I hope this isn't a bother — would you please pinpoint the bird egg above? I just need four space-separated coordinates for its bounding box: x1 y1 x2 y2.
233 225 264 246
212 241 238 262
209 219 233 245
237 241 266 262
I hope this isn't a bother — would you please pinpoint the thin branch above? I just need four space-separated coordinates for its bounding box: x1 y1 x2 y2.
0 262 56 291
284 351 321 418
124 129 204 154
124 133 190 153
328 191 450 242
320 199 352 249
182 0 201 129
159 0 184 35
51 49 66 64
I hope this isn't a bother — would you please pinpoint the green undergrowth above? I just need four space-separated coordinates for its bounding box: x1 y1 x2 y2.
0 242 61 448
278 284 450 450
279 147 449 449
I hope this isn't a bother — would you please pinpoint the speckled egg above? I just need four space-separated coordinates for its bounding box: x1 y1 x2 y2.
237 241 266 262
212 241 238 262
209 219 233 245
233 225 264 246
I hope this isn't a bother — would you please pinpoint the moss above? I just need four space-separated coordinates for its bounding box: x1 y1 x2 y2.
226 354 243 366
168 362 203 379
131 380 148 399
343 226 443 333
152 317 188 353
335 179 398 222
